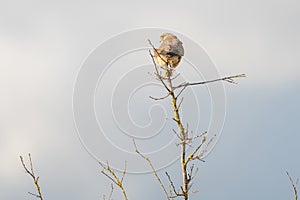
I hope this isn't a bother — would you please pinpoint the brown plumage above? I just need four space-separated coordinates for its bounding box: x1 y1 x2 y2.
154 33 184 69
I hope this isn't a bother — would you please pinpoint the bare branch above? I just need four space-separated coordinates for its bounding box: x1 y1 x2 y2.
286 171 298 200
177 98 184 110
101 184 114 200
165 70 189 199
133 138 171 200
99 161 128 200
100 170 118 186
20 154 44 200
187 164 199 183
176 85 187 99
121 161 127 183
174 74 246 89
170 72 181 80
108 184 114 200
193 134 216 161
28 192 41 199
149 92 170 101
172 129 182 140
165 172 183 197
193 131 207 140
186 136 207 164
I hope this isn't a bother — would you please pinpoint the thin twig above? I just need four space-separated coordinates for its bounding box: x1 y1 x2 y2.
108 184 114 200
101 184 114 200
165 172 183 197
20 154 44 200
99 161 129 200
286 171 298 200
193 134 216 161
149 92 170 101
119 161 127 184
187 164 199 182
177 98 184 110
133 138 171 200
176 85 187 99
171 72 181 80
193 131 207 140
172 129 182 140
174 74 246 89
101 170 118 186
186 136 207 164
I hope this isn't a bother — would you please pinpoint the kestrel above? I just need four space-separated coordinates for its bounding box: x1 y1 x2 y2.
154 33 184 70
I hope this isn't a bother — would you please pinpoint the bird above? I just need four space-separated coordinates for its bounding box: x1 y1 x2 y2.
154 33 184 76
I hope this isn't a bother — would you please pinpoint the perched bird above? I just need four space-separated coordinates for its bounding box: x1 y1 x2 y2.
154 33 184 72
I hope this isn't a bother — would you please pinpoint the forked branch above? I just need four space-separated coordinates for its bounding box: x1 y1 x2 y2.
99 161 128 200
20 154 44 200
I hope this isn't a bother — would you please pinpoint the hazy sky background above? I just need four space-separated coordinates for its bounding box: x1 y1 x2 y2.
1 0 300 199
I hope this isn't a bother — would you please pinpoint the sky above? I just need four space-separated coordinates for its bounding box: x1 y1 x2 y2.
1 0 300 199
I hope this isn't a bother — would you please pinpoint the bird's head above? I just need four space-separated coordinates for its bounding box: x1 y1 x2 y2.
160 33 177 42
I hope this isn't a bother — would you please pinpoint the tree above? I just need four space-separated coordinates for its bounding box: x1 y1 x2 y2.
98 40 245 200
20 38 297 200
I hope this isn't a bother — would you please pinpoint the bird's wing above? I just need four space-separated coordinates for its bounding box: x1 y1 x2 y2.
157 47 171 57
159 38 184 57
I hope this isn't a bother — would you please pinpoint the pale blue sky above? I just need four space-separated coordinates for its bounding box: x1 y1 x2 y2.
1 0 300 199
